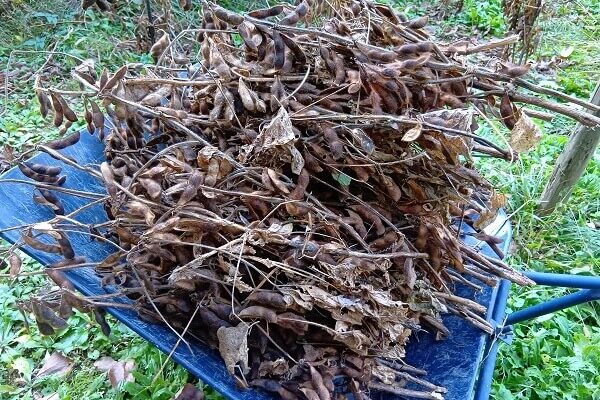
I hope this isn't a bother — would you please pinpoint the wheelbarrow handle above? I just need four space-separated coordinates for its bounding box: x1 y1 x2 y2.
475 272 600 400
505 271 600 325
506 288 600 325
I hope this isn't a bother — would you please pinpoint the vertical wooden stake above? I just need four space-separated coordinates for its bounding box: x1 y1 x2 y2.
537 82 600 215
146 0 156 45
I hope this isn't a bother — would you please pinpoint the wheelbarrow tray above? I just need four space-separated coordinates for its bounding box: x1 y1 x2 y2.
0 128 510 400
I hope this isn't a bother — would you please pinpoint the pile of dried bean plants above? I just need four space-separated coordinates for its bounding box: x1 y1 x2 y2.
5 1 600 398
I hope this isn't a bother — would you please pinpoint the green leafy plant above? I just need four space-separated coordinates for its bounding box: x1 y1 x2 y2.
457 0 506 36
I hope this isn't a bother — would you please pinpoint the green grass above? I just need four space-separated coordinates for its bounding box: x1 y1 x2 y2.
475 125 600 399
0 2 198 399
0 253 194 400
1 0 600 399
472 1 600 398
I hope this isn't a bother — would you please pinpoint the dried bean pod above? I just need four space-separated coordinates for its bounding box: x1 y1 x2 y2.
103 65 128 92
280 33 307 66
36 90 51 118
55 94 78 122
89 100 105 136
272 31 286 70
25 162 62 176
34 189 65 215
57 232 75 259
248 5 283 18
405 15 428 29
31 299 68 335
212 4 244 25
238 306 278 323
44 131 80 150
22 229 62 253
280 0 309 26
321 124 344 160
18 163 64 185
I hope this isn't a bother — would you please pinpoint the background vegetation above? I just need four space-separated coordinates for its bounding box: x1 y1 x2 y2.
0 0 599 399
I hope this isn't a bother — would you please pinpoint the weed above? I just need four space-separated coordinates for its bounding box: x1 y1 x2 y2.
460 0 506 36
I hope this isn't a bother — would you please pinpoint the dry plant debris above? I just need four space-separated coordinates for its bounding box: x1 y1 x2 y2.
502 0 543 61
5 0 600 398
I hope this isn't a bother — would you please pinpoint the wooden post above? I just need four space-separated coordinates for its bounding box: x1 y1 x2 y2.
538 82 600 215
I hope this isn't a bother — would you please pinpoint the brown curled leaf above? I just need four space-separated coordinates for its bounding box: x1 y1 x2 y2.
126 201 155 226
379 174 401 201
139 178 162 199
8 252 22 279
402 122 423 142
266 168 290 194
209 40 232 80
309 365 331 400
237 21 259 51
178 170 203 205
150 34 170 62
237 77 256 112
74 69 96 85
100 162 118 197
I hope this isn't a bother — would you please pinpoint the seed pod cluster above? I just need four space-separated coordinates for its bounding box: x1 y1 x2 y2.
20 0 600 398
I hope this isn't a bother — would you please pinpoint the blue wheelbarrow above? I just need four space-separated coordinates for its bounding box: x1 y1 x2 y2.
1 126 599 400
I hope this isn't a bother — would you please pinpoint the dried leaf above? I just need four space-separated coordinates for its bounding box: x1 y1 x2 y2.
150 34 170 62
93 356 117 372
510 112 543 153
251 107 304 174
35 352 73 379
8 252 22 278
401 123 423 142
559 46 574 58
217 323 249 375
174 383 204 400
